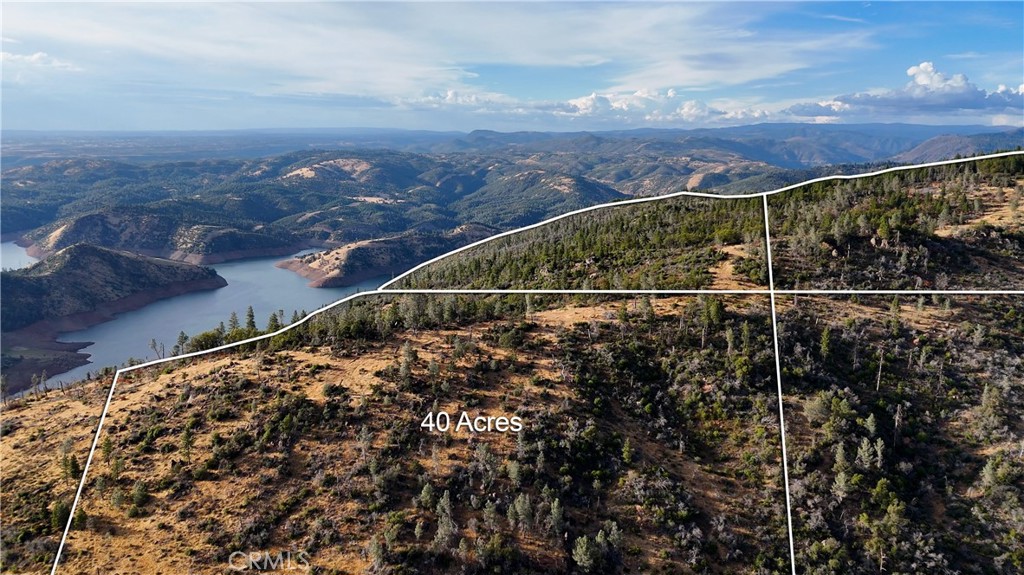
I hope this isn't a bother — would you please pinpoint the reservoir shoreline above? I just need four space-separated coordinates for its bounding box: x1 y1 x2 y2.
0 242 386 390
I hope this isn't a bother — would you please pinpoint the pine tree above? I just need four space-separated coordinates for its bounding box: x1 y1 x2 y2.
266 312 281 332
102 436 114 466
856 437 874 470
833 441 849 473
514 493 533 532
864 413 877 437
245 306 257 330
832 470 850 502
433 490 457 551
181 427 194 464
572 535 600 573
548 498 564 536
419 482 434 508
621 437 634 464
51 501 71 533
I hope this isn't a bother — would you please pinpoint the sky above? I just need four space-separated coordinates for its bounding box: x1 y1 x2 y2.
2 1 1022 132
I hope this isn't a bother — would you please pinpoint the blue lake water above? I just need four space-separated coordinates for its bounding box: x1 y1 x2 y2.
1 241 39 269
1 243 384 386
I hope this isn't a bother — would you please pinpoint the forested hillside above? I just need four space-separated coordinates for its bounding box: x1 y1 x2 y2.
395 195 767 290
779 294 1024 573
769 155 1024 290
1 244 225 333
0 244 227 394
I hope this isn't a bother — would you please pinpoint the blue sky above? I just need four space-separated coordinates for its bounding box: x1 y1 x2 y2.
2 1 1022 131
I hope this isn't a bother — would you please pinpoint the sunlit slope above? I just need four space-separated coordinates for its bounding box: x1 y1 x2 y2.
393 195 768 290
55 293 790 574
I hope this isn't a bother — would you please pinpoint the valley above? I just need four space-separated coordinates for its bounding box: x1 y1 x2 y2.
4 3 1023 574
8 124 1014 389
2 153 1021 574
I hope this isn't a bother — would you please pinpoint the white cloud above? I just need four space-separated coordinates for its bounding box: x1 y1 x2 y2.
1 51 80 71
784 62 1023 123
0 2 871 100
552 90 771 126
2 3 1020 130
377 87 774 129
906 62 969 93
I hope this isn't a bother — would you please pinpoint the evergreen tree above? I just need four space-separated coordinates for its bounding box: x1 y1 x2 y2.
433 490 457 551
245 306 257 330
266 312 282 332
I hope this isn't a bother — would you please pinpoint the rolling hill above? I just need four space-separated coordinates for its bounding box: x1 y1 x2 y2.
0 244 226 393
1 156 1022 575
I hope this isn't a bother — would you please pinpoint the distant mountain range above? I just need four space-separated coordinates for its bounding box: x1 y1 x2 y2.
894 128 1024 163
3 123 1017 167
2 123 1020 282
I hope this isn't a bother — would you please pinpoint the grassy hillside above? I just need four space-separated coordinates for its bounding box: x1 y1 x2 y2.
41 293 789 574
279 224 499 287
0 376 108 574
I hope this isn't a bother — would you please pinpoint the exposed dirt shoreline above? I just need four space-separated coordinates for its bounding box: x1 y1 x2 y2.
1 276 227 394
275 256 402 288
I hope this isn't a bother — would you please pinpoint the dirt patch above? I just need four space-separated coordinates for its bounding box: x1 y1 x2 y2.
709 244 761 291
934 183 1022 238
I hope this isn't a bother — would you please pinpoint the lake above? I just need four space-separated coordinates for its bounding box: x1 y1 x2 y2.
1 240 39 269
0 242 384 386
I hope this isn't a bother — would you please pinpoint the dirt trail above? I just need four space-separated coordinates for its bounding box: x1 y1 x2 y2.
709 244 760 291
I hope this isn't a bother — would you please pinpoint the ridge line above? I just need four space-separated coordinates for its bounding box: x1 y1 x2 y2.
380 151 1024 289
49 149 1024 572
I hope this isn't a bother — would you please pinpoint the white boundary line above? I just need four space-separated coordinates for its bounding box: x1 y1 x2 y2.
382 151 1024 289
50 151 1024 572
763 195 798 575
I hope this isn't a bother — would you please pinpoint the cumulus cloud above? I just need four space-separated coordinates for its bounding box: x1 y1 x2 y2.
426 62 1023 128
555 90 769 126
385 87 774 129
905 61 969 92
785 62 1023 122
